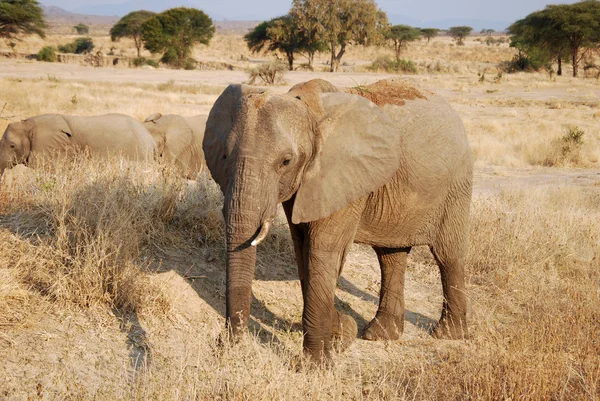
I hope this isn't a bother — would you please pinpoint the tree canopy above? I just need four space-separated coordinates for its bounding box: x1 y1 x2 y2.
386 25 420 60
508 1 600 77
73 23 89 35
291 0 388 72
141 7 215 68
420 28 439 44
0 0 46 44
448 26 473 45
110 10 156 58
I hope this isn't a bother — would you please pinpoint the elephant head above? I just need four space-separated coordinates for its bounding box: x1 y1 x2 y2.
0 120 34 175
203 79 402 337
0 115 72 175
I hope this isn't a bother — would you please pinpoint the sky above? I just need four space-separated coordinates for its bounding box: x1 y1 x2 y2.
44 0 580 27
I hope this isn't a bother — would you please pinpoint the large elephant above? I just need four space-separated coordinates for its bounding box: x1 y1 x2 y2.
203 78 473 362
0 113 156 175
142 113 207 178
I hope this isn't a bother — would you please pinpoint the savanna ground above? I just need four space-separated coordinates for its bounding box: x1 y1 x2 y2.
0 28 599 400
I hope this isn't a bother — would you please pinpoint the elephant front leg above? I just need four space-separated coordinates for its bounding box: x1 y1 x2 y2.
302 248 357 363
362 247 410 341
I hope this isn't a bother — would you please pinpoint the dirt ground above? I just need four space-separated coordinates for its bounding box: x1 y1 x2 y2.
1 57 599 400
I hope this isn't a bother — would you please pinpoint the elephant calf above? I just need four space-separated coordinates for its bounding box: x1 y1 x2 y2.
0 113 156 175
143 113 207 179
203 78 473 363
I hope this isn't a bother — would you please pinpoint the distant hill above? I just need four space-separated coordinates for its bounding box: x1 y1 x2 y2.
42 5 119 25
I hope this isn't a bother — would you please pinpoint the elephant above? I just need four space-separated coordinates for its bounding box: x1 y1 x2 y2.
142 113 207 178
0 113 156 175
203 78 473 363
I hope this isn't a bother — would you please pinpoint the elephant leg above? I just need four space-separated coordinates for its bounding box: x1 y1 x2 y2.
283 199 307 297
362 247 410 341
430 192 470 339
301 210 360 363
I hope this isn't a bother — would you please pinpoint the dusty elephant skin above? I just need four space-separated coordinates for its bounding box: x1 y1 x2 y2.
203 78 473 363
143 113 207 179
0 113 156 175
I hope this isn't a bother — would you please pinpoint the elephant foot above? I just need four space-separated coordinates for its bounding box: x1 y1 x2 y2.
331 311 358 353
431 316 468 340
362 311 404 341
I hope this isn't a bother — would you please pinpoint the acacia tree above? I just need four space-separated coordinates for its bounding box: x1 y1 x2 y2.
386 24 420 60
449 26 472 45
110 10 156 58
508 9 569 75
420 28 439 44
509 1 600 77
73 23 89 34
0 0 46 47
141 7 215 68
291 0 388 72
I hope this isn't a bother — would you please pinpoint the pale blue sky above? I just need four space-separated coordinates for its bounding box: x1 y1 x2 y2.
44 0 580 28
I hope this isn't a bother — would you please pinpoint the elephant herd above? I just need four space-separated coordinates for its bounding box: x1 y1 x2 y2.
0 110 206 178
0 78 473 364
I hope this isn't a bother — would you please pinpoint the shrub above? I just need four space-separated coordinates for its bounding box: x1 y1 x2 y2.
504 51 549 73
73 23 89 35
246 62 287 85
184 58 197 70
133 57 160 68
37 46 57 62
58 37 95 54
367 56 418 74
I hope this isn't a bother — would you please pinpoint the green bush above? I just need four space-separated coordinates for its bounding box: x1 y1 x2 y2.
58 37 95 54
504 50 549 73
37 46 57 62
133 57 160 68
146 59 159 68
367 56 418 74
159 47 178 66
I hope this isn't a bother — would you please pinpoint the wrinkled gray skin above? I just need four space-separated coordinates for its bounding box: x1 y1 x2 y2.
143 113 207 178
0 113 156 175
203 78 473 363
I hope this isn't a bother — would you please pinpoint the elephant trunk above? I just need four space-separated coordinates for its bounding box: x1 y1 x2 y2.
223 158 267 337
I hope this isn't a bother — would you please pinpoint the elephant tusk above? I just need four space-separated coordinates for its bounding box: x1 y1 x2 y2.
251 219 272 247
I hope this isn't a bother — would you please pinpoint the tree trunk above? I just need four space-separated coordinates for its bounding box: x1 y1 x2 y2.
333 42 346 72
329 42 336 72
134 36 141 58
394 40 401 61
572 46 579 78
307 51 314 68
287 50 294 71
557 57 562 76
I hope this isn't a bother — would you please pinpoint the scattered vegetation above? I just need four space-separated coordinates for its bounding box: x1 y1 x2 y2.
448 25 473 46
141 7 215 68
58 37 95 54
0 0 46 44
110 10 157 58
385 24 421 61
246 61 287 85
132 56 159 68
36 45 57 62
368 55 417 73
72 23 89 35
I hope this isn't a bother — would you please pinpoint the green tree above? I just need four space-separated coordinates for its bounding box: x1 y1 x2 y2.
386 24 420 60
449 26 472 45
244 15 326 70
73 23 89 35
508 9 569 75
0 0 46 47
291 0 388 72
420 28 439 44
141 7 215 68
110 10 156 58
58 37 94 54
508 1 600 77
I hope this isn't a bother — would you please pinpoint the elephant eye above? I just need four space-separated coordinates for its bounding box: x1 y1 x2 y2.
10 145 15 148
282 158 291 166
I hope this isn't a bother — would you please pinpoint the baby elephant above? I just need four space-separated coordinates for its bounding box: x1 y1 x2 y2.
143 113 207 179
0 113 156 175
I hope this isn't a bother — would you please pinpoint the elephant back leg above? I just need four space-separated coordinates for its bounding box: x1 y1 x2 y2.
430 178 471 340
362 247 410 341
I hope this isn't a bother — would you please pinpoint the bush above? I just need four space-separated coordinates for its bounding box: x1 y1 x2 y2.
184 58 197 70
58 37 95 54
367 56 418 74
246 62 287 85
504 51 549 73
133 57 159 68
37 46 57 62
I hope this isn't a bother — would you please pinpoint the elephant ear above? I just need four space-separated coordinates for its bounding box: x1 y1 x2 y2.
292 93 401 224
144 113 162 123
203 84 265 193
